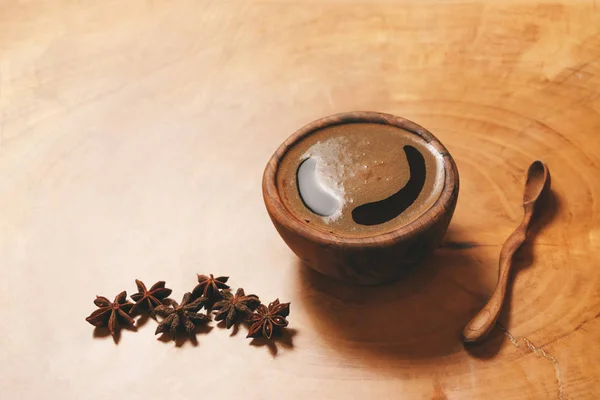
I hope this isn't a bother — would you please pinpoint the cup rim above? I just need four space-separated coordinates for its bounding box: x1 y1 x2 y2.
262 111 459 248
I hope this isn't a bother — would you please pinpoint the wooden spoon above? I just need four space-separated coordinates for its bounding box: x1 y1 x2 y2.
463 160 551 343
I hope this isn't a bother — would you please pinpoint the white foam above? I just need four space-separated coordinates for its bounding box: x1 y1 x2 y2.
297 157 342 217
301 137 349 222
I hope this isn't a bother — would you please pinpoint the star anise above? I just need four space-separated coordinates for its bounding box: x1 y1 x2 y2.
247 299 290 339
191 274 229 304
213 288 260 329
154 292 208 338
129 279 172 316
85 291 135 336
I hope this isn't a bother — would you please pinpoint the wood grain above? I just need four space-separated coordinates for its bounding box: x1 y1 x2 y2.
1 0 600 399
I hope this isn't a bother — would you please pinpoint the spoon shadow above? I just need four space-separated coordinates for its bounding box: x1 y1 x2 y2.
248 328 297 357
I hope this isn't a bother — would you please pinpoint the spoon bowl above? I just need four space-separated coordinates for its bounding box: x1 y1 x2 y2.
523 161 550 204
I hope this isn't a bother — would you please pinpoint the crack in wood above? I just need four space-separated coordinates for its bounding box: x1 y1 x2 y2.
497 324 564 400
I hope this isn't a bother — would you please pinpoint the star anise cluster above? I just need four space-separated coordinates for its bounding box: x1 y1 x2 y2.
86 274 291 342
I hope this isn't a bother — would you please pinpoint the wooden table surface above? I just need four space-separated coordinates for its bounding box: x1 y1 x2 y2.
2 1 600 399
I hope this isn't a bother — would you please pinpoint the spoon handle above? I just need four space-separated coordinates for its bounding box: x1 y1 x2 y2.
462 205 533 343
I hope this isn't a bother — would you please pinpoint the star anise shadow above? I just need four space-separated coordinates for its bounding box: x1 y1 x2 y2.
156 324 214 347
92 327 111 339
248 328 297 357
216 320 242 336
93 324 137 344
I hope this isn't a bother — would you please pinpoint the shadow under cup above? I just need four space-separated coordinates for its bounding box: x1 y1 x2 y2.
262 112 460 286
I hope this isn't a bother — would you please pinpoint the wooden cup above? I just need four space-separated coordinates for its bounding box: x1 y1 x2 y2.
263 112 459 285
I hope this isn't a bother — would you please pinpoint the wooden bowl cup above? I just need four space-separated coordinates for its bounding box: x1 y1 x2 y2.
263 112 459 285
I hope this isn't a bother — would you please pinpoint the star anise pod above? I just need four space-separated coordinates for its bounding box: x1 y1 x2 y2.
129 279 172 316
213 288 260 329
154 292 208 338
85 291 135 336
247 299 290 339
191 274 229 304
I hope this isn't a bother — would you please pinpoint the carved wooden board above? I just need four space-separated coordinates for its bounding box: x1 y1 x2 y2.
1 1 599 399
